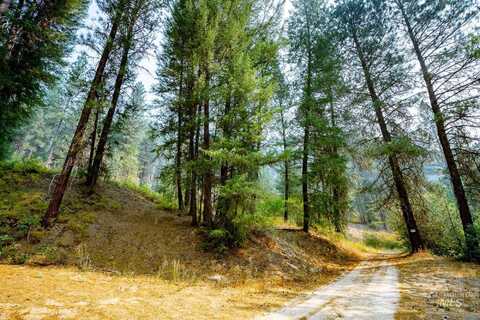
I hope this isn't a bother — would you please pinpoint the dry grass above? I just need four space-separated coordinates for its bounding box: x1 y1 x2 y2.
0 264 321 320
0 228 356 319
391 252 480 319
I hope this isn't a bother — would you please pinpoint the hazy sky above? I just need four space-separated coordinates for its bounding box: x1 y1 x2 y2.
80 0 294 103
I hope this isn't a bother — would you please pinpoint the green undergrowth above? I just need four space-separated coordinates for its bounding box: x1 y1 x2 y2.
0 160 130 266
362 232 406 250
115 180 177 211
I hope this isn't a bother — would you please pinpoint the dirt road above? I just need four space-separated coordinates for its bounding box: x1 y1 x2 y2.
257 260 400 320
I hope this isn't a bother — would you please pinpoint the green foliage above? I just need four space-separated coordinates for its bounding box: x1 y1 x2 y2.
203 210 271 254
388 184 469 258
203 177 274 252
203 228 230 254
366 137 427 159
106 83 148 183
363 232 405 251
0 235 14 257
14 55 90 168
116 180 177 211
468 35 480 59
0 0 88 158
0 159 52 175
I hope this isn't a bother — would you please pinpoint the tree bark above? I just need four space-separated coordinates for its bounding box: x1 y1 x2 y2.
330 98 342 233
302 123 310 233
280 109 289 222
202 70 213 227
42 8 122 227
396 0 477 258
175 58 185 211
87 107 100 173
176 109 184 211
189 100 198 226
352 29 424 252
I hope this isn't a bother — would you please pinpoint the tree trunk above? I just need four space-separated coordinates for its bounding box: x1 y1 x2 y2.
280 110 289 222
202 70 213 227
397 0 477 259
86 20 135 189
352 30 424 252
194 108 201 222
189 101 198 226
42 10 122 227
176 60 185 211
176 109 184 211
215 94 232 227
87 107 99 173
330 98 342 233
302 123 310 233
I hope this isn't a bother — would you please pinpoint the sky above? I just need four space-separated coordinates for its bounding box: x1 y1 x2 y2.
80 0 294 103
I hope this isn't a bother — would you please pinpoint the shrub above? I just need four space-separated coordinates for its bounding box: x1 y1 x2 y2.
363 232 405 250
389 184 467 258
0 159 51 175
202 228 231 254
0 234 14 257
203 211 272 254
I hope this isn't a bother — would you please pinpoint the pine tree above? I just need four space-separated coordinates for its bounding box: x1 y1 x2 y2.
43 0 128 227
0 0 87 158
288 0 324 232
16 55 90 167
156 0 280 240
334 0 424 251
86 0 160 188
394 0 480 260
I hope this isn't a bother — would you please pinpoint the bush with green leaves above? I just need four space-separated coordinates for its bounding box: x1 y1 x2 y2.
0 159 52 175
389 184 472 258
0 235 14 257
363 232 405 250
203 176 273 252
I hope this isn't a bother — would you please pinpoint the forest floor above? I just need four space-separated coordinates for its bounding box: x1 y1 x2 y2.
1 166 479 319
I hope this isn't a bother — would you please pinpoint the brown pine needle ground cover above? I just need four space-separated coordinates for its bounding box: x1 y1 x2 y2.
0 262 350 320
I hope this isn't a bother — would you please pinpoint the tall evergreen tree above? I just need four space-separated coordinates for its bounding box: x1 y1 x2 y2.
394 0 480 260
0 0 87 158
334 0 424 251
288 0 322 232
43 0 128 227
86 0 160 188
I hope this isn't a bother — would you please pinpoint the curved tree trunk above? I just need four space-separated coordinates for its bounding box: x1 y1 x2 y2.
42 8 123 227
